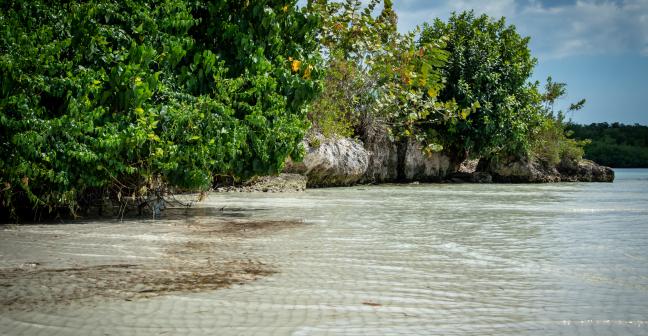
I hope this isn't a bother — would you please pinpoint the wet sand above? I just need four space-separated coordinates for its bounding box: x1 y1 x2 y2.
0 208 301 314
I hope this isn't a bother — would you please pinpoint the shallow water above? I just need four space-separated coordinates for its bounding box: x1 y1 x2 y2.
2 169 648 335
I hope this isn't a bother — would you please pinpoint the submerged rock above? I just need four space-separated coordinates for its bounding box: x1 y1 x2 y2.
448 171 493 183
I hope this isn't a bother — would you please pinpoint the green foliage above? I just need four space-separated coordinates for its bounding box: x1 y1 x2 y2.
530 118 587 167
371 31 451 147
568 123 648 167
307 58 362 138
306 0 398 137
0 0 322 219
528 77 588 167
306 0 450 146
419 11 538 162
542 76 567 116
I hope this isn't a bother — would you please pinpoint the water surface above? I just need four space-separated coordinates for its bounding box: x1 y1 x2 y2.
1 169 647 335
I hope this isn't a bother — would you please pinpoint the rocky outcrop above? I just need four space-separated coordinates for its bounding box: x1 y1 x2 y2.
360 126 453 183
558 159 615 182
402 140 452 181
283 130 614 187
361 126 399 183
284 135 369 187
479 157 614 183
479 157 562 183
285 129 454 186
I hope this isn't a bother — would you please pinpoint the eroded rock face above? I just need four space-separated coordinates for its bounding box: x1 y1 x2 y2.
284 135 369 187
402 140 452 181
285 129 454 187
285 131 615 186
558 159 615 182
480 157 614 183
359 126 453 183
481 157 561 183
360 126 399 183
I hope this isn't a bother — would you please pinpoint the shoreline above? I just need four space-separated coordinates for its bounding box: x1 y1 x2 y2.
0 210 302 313
1 172 646 336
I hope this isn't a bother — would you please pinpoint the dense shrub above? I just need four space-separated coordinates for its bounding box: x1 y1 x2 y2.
530 117 587 167
529 77 588 167
306 0 452 151
0 0 322 220
419 11 539 163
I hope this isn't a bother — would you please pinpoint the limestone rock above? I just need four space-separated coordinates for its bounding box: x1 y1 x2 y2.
285 134 369 187
360 126 399 183
359 126 453 183
481 157 614 183
559 159 615 182
402 140 452 181
458 159 479 173
480 157 562 183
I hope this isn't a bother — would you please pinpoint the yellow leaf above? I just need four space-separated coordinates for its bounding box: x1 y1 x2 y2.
282 5 288 12
148 133 161 142
460 109 471 120
303 64 313 79
427 88 437 97
291 59 302 73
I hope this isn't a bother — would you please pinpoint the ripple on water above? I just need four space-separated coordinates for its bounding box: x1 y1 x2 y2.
1 169 648 335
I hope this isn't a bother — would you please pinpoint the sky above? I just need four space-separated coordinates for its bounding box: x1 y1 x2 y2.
300 0 648 125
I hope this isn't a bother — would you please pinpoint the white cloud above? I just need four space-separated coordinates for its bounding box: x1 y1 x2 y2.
395 0 517 33
392 0 648 60
451 0 518 18
517 0 648 59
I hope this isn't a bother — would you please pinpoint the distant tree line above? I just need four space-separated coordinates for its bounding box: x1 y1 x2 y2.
567 123 648 168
